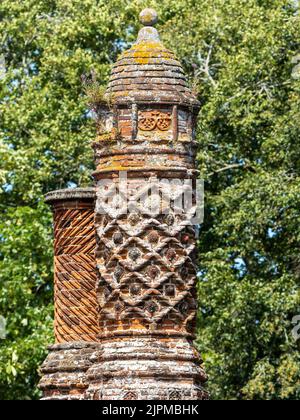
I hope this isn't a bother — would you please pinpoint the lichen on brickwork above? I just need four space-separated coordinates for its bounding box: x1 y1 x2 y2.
96 127 120 143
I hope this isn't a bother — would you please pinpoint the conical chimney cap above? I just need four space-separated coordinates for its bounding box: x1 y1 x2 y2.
106 9 199 108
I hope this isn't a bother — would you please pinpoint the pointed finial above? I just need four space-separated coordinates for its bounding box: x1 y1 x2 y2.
139 8 158 27
137 9 160 43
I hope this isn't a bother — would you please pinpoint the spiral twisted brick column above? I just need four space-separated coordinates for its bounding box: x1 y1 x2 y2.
46 188 98 343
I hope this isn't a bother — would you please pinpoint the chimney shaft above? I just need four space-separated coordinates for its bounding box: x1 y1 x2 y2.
39 9 208 401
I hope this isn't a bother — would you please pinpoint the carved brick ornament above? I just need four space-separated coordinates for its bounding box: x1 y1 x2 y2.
138 110 172 131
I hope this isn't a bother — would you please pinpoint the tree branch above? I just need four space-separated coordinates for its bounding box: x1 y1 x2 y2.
208 163 256 177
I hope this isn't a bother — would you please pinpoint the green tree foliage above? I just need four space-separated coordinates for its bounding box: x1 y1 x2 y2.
0 0 299 399
167 0 300 400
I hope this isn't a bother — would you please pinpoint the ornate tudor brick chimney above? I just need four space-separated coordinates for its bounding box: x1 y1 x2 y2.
39 9 208 401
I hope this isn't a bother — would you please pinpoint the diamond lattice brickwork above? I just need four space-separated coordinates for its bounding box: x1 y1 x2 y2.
95 177 198 337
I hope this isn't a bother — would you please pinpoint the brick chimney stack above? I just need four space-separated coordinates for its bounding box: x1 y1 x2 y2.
39 9 208 400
